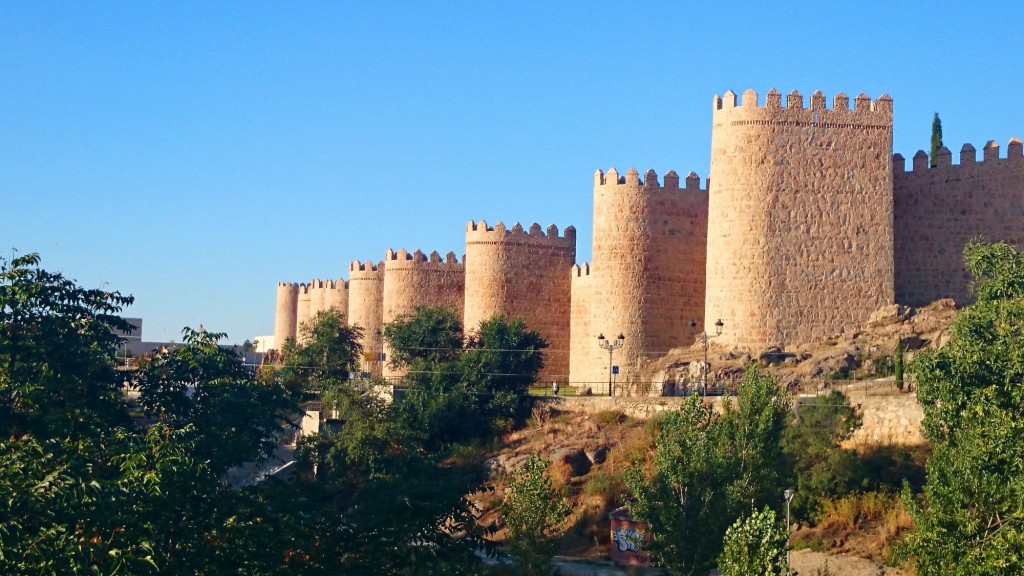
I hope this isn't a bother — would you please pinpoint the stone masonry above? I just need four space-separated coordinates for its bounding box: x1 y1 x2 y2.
273 87 1024 391
464 221 576 383
347 261 385 375
570 168 708 390
894 138 1024 305
381 249 465 379
706 89 895 349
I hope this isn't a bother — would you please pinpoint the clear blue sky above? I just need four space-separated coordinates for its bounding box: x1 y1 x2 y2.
2 2 1022 343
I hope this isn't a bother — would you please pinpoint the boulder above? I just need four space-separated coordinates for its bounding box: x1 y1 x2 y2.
551 447 592 477
585 446 608 465
759 346 796 366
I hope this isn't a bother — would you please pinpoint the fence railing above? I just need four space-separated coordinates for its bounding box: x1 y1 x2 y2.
792 377 915 397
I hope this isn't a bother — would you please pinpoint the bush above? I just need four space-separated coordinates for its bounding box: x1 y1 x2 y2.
718 506 787 576
594 409 626 425
582 469 626 504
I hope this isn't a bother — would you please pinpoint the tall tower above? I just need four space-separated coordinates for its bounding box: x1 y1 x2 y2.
706 89 894 348
381 249 465 379
572 168 708 390
273 282 300 352
464 221 576 383
348 261 385 375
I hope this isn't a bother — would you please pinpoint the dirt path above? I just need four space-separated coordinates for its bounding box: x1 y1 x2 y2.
791 549 907 576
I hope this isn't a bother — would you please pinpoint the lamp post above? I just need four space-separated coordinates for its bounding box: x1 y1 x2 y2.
689 319 724 395
784 488 795 572
597 333 625 397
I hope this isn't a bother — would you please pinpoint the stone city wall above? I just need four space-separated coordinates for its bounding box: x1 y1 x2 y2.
381 248 465 378
547 391 925 449
273 279 348 346
464 221 576 383
578 168 708 389
348 260 385 375
894 138 1024 306
568 263 597 388
706 89 895 349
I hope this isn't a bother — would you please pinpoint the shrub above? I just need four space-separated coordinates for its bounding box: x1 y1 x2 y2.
594 409 626 425
718 506 787 576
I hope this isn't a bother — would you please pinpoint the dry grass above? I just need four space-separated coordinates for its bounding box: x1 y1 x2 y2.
806 491 914 566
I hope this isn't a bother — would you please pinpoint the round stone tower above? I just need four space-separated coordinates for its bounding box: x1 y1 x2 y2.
576 168 709 391
273 282 300 352
348 260 385 375
706 88 894 349
464 220 576 383
381 249 465 379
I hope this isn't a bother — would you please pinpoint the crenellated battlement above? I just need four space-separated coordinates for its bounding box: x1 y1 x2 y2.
349 260 384 274
466 219 577 248
385 248 463 268
593 167 707 193
713 88 893 128
571 262 592 278
894 137 1024 174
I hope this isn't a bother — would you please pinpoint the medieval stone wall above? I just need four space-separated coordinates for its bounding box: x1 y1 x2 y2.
573 168 708 390
308 279 348 322
295 285 311 341
381 249 465 378
464 221 576 383
894 138 1024 305
569 263 596 388
273 279 349 347
706 89 895 349
348 260 385 375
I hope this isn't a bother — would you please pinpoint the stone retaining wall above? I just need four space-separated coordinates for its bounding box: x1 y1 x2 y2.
547 391 926 448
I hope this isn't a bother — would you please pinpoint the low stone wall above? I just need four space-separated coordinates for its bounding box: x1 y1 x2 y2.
839 392 925 448
543 396 718 419
547 391 926 449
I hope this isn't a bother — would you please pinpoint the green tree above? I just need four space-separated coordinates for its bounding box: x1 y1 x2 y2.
930 112 943 168
781 390 863 520
383 305 464 372
625 367 791 575
387 308 547 446
625 394 729 575
132 327 295 476
279 309 362 395
499 454 569 575
900 241 1024 575
290 384 489 574
719 367 792 512
718 506 788 576
0 253 134 441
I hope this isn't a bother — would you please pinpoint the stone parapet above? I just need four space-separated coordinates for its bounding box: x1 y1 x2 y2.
894 137 1024 305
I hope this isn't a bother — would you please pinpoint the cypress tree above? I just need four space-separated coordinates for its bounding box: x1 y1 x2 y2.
930 112 943 168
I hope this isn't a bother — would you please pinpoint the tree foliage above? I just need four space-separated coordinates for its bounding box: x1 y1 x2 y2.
718 506 788 576
782 390 863 520
498 454 569 575
625 367 792 575
901 241 1024 575
386 307 547 446
132 327 295 475
279 308 362 395
0 253 134 441
930 112 943 168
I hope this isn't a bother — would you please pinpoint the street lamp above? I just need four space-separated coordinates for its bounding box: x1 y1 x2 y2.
689 319 724 395
596 333 625 397
784 488 795 572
